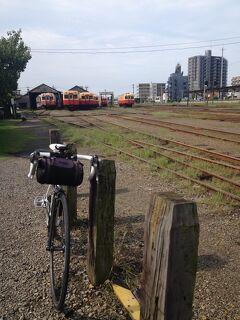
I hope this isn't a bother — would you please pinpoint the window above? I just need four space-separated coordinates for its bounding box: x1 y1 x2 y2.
73 94 78 99
42 96 45 100
64 95 69 99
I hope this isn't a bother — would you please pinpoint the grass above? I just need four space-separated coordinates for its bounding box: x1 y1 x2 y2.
152 111 179 119
0 120 35 159
202 192 230 210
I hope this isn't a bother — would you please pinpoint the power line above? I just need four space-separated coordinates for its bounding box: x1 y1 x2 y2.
32 35 240 51
31 40 240 54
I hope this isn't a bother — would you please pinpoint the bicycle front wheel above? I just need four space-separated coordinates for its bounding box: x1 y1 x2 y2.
49 192 70 310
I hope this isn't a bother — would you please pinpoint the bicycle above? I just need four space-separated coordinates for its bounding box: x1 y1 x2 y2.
28 143 98 310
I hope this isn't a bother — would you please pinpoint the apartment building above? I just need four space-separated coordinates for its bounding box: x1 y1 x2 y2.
167 64 188 101
137 83 165 102
188 50 228 92
150 83 165 100
137 83 150 102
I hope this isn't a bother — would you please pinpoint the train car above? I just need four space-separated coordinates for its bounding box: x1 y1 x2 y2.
36 93 57 109
63 90 79 110
63 90 99 110
118 93 135 107
79 92 99 109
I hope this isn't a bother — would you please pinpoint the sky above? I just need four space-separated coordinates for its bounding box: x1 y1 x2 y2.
1 0 240 96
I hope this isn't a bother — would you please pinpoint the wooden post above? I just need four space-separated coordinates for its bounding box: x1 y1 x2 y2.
87 159 116 285
65 143 77 226
141 192 199 320
49 129 77 227
49 129 61 144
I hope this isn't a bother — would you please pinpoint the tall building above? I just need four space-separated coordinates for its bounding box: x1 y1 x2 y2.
137 83 166 102
137 83 151 102
188 50 228 92
167 64 188 101
150 83 165 100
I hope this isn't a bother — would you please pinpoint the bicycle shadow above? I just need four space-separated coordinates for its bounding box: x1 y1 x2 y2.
62 307 104 319
197 254 227 271
115 214 144 225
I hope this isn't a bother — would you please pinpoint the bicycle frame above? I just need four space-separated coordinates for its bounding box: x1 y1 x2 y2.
28 143 99 310
34 184 63 225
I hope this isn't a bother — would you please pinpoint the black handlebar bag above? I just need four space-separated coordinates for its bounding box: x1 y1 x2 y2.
36 157 83 186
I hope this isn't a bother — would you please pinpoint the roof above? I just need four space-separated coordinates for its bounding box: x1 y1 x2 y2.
63 90 79 94
69 85 88 92
28 83 61 94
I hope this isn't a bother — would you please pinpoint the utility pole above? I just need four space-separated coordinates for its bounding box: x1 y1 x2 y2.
220 47 224 100
132 84 134 95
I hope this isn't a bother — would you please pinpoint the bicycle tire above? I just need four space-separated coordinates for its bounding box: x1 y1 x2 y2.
49 191 70 310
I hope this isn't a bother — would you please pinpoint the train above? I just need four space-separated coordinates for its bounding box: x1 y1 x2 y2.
36 93 57 109
63 90 99 110
118 92 135 107
36 90 99 110
35 90 135 110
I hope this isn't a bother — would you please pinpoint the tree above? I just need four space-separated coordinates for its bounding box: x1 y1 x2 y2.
0 30 31 117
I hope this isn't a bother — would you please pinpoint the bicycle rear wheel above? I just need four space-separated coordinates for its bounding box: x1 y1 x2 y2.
49 191 70 310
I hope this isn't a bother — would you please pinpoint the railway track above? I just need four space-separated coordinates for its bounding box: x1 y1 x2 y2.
92 116 240 166
55 115 240 203
171 110 240 122
109 114 240 145
126 115 240 138
104 143 240 202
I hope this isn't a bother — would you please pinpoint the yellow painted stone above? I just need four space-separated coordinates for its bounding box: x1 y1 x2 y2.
112 284 140 320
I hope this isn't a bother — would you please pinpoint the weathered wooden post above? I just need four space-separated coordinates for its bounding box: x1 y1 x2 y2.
87 159 116 285
49 129 77 226
65 143 78 226
141 192 199 320
49 129 61 145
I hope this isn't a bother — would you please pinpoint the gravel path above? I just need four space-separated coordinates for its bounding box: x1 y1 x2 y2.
0 118 239 319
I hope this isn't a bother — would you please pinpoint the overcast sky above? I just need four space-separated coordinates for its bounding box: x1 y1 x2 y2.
1 0 240 95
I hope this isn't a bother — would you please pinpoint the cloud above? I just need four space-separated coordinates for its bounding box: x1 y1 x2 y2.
1 0 240 93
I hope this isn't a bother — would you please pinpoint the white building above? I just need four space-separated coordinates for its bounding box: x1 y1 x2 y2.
137 82 165 102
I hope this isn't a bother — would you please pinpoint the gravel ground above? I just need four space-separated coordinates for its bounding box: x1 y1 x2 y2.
0 118 240 319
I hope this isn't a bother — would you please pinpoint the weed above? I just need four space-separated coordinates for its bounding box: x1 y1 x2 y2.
0 120 36 158
152 111 178 119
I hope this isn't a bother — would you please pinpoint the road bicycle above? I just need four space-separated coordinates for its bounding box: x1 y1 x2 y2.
28 143 98 310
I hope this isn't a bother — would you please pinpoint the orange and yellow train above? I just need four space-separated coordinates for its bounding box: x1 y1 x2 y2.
118 93 135 107
63 90 99 110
